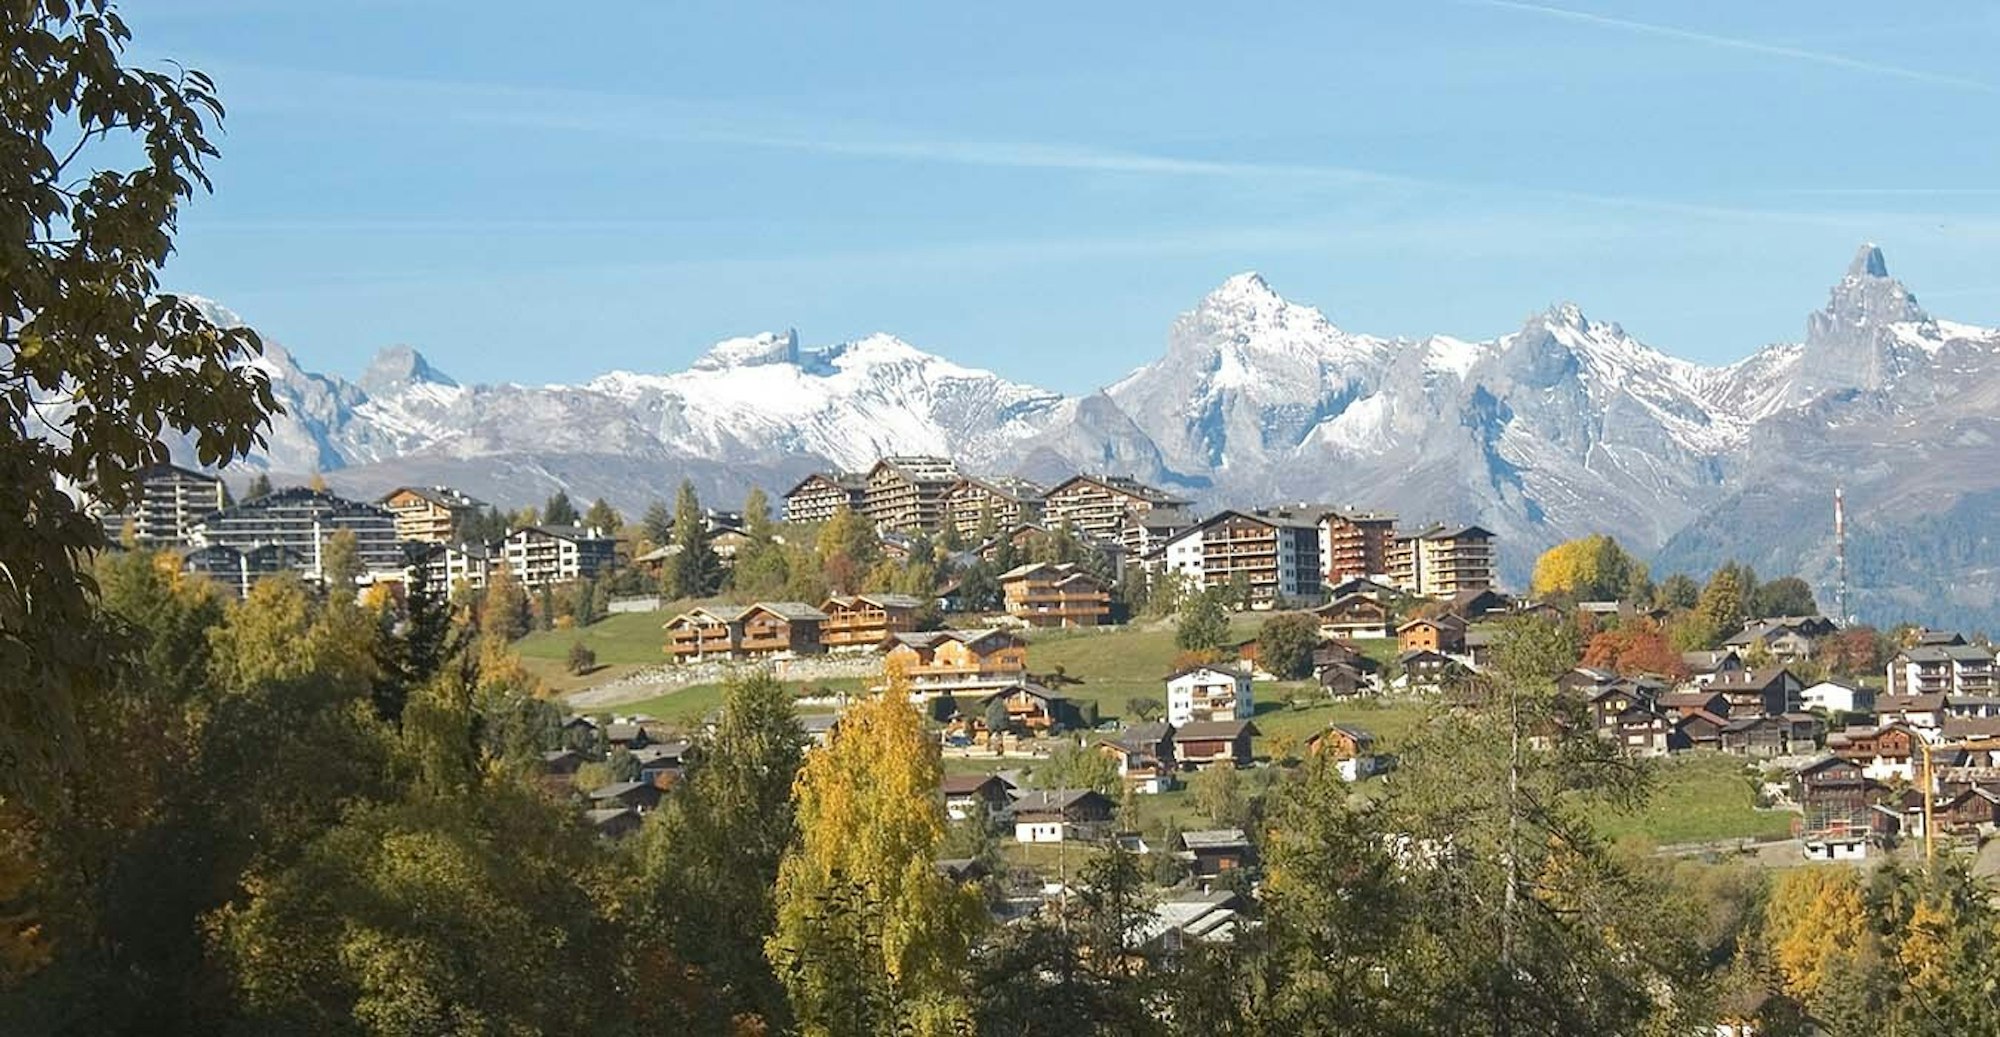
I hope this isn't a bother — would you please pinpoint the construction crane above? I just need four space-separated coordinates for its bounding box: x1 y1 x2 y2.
1916 735 2000 861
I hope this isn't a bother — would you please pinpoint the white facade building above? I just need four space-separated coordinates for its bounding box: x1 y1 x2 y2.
1166 666 1254 727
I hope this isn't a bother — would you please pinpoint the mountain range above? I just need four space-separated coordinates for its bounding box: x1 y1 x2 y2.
176 244 2000 631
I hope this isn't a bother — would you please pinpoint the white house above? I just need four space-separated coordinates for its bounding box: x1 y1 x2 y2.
1802 679 1874 715
1009 789 1114 844
1166 666 1254 727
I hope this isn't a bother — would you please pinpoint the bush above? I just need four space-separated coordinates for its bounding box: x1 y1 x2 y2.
566 639 597 675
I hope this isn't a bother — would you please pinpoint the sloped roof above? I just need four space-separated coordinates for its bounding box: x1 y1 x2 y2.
1180 828 1249 850
746 601 829 622
1173 719 1258 740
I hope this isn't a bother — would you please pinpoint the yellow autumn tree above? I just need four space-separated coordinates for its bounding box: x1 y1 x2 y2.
1530 534 1648 601
1767 867 1872 1002
1896 892 1956 996
766 661 983 1034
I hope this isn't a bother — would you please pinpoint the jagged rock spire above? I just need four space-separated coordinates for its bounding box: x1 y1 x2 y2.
1849 242 1889 278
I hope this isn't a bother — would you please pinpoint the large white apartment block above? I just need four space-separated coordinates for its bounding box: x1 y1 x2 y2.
499 525 617 587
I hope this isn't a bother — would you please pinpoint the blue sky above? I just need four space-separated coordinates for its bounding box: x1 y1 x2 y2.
134 1 2000 393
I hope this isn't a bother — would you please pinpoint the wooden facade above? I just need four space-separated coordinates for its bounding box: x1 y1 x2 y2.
1313 593 1390 640
1000 562 1111 628
820 593 925 649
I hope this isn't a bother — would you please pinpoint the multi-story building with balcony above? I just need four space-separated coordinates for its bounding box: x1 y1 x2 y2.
1319 509 1396 583
497 525 617 587
190 487 403 578
1157 509 1323 607
1387 524 1496 598
410 540 496 591
944 476 1045 539
378 485 485 544
99 462 229 546
862 456 962 533
1887 639 1998 696
1124 505 1198 558
1041 474 1191 545
999 562 1111 628
882 628 1028 694
180 542 307 598
1166 665 1254 726
820 592 927 650
782 472 868 525
663 606 748 662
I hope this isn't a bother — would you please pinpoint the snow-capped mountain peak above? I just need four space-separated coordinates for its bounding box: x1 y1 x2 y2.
691 329 801 371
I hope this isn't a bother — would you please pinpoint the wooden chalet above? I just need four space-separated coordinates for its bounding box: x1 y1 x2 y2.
664 601 827 660
1657 688 1732 720
1178 829 1255 879
1793 756 1878 835
1447 587 1510 620
1718 715 1789 757
1670 710 1728 752
1395 649 1467 692
1609 706 1673 757
1172 719 1259 769
941 773 1015 822
1096 720 1178 794
737 602 828 657
1828 722 1920 782
820 592 926 650
1682 649 1746 688
1708 667 1805 718
999 561 1111 628
1397 613 1467 655
1305 724 1380 779
884 628 1028 690
1313 593 1391 640
663 606 746 661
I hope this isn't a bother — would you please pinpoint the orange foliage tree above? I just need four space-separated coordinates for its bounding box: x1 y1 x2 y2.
1580 622 1688 681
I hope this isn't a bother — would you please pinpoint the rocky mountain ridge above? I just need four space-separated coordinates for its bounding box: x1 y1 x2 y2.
174 245 2000 629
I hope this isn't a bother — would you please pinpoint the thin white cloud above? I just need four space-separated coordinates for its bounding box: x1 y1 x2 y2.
1468 0 2000 94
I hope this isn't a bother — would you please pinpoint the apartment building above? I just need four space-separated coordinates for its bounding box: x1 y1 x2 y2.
1387 524 1497 598
1319 509 1396 583
1124 506 1198 557
99 463 229 546
999 562 1111 628
944 476 1045 539
862 456 962 533
1157 509 1323 607
181 543 307 598
498 525 617 587
1887 638 1998 696
1041 474 1191 545
782 472 868 525
378 485 485 544
191 487 404 577
1166 665 1254 727
412 540 496 591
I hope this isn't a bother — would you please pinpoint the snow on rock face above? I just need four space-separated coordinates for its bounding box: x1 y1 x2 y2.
690 330 800 371
177 243 2000 618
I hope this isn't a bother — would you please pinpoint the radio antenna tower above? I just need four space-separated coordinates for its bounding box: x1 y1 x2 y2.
1834 486 1848 622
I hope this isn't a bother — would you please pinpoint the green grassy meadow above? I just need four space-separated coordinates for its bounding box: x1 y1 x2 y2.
520 610 1786 847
